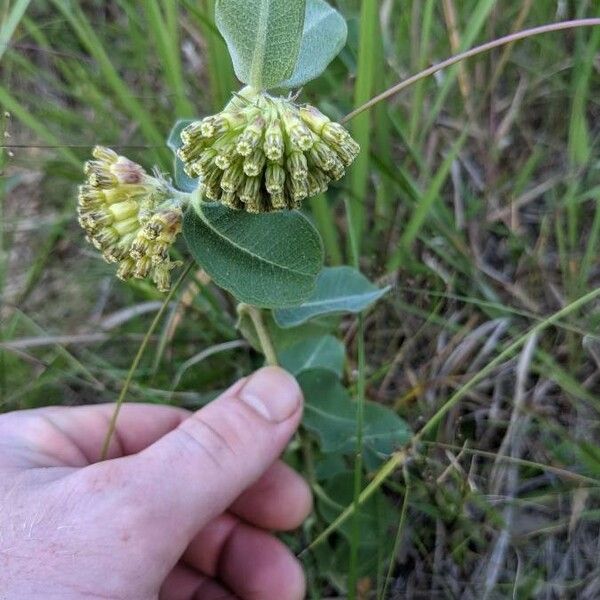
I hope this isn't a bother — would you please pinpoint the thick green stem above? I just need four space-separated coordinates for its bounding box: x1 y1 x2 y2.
238 304 278 366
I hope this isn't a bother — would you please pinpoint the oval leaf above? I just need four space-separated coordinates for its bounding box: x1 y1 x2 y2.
167 119 200 193
279 0 348 89
274 266 389 327
184 198 324 308
279 334 345 377
299 369 412 456
215 0 306 90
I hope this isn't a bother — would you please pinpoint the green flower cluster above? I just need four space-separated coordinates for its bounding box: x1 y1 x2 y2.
78 147 183 292
178 93 360 212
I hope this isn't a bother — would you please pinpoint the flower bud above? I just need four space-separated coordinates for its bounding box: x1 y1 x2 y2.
282 109 314 152
117 258 136 281
290 177 308 203
307 171 328 197
236 117 265 156
266 163 286 194
244 149 266 177
221 190 243 210
220 161 244 194
270 192 287 210
239 176 261 212
298 106 331 133
263 119 284 161
288 151 308 181
309 141 338 172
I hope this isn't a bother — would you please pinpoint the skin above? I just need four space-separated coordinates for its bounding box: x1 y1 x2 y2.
0 367 311 600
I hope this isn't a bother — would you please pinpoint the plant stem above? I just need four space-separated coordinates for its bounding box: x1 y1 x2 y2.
344 187 366 599
348 312 366 599
379 466 411 600
100 261 194 460
239 304 278 366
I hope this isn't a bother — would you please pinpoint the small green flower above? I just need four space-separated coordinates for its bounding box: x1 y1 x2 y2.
178 90 360 213
78 146 183 292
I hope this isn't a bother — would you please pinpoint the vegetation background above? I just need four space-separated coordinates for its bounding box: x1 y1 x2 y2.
2 0 600 598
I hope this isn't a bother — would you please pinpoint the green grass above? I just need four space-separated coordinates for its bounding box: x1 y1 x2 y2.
2 1 600 597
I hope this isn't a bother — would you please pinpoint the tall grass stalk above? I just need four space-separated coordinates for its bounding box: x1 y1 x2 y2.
343 19 600 124
100 262 194 459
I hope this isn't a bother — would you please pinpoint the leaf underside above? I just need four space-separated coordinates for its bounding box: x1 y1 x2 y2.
183 199 324 308
279 0 348 89
274 266 390 327
215 0 306 90
167 118 200 193
299 369 412 456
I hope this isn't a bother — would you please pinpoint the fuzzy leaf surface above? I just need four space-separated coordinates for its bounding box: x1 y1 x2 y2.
274 266 390 327
215 0 306 90
184 199 323 308
279 0 348 89
299 369 411 456
279 335 345 376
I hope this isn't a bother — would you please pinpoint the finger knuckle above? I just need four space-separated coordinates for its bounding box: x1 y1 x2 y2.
177 404 253 468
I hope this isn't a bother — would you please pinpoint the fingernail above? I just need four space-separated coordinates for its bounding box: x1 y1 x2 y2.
239 367 302 422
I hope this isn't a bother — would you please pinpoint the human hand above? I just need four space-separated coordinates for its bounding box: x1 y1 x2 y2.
0 367 310 600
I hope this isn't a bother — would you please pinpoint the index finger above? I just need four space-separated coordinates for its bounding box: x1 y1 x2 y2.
0 402 190 468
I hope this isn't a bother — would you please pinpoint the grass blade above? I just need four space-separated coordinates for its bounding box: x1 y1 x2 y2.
144 0 195 117
0 85 79 165
422 0 495 136
50 0 169 166
0 0 32 61
184 0 236 110
100 261 193 459
408 0 435 144
348 0 379 257
568 25 600 166
390 129 468 266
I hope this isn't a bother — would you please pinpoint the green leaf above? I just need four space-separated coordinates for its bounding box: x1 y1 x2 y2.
279 335 345 377
279 0 347 89
299 369 411 456
215 0 306 90
274 266 390 327
167 119 192 151
314 453 347 481
167 119 200 193
183 198 324 308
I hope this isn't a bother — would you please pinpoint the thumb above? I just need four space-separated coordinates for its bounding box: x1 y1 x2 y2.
115 366 303 539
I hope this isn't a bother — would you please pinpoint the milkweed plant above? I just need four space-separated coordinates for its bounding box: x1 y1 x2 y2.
77 0 411 589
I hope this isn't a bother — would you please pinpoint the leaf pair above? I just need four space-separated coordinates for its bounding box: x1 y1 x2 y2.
185 207 391 315
215 0 347 90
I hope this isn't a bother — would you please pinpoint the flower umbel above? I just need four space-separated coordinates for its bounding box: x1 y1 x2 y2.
178 91 360 213
78 147 183 292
